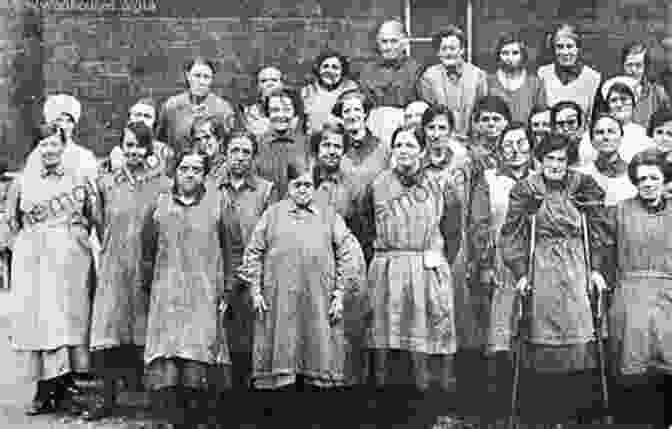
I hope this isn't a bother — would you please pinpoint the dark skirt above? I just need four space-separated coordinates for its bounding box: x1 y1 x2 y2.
91 345 144 387
368 349 456 392
145 357 232 392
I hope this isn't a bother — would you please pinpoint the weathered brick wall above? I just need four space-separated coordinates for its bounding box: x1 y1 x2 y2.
41 0 402 157
31 0 672 160
0 0 43 170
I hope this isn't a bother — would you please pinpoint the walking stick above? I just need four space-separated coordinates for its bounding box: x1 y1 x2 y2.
581 213 613 425
508 215 535 429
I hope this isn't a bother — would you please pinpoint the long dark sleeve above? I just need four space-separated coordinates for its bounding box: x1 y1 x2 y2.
140 200 159 291
349 184 376 266
441 182 463 265
218 193 236 301
498 180 536 280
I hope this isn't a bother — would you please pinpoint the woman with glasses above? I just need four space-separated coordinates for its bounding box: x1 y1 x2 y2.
141 149 235 429
580 79 654 167
236 161 364 416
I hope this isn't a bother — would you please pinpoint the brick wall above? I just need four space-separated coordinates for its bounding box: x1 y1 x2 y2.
12 0 672 162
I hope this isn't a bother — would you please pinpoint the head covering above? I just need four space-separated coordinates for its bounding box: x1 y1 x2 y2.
601 75 639 104
43 94 81 124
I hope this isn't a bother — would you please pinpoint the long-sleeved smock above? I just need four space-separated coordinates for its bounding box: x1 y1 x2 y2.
301 79 358 135
352 169 462 355
499 171 612 351
609 198 672 377
90 165 171 351
255 128 309 199
141 187 234 367
358 56 420 108
237 199 365 389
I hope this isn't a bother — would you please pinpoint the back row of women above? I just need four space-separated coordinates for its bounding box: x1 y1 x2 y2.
2 18 672 429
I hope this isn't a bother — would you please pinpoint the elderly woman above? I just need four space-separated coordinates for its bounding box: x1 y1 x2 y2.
2 124 99 415
469 95 513 171
487 32 547 124
301 50 358 135
537 24 602 124
106 98 175 173
528 105 552 146
351 126 462 426
420 105 492 368
85 122 172 420
242 65 284 139
331 89 390 209
237 160 364 395
499 132 612 424
24 94 98 182
484 123 535 420
256 87 309 198
141 149 234 429
607 149 672 427
156 57 235 155
190 115 229 184
359 20 420 145
575 114 637 206
581 79 653 166
417 25 488 135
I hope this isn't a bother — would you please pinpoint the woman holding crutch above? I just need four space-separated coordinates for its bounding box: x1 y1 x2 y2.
499 132 612 426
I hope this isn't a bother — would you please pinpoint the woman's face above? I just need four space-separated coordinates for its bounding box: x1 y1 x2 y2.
53 113 75 139
554 107 581 137
341 97 367 133
129 103 156 128
653 120 672 153
176 154 206 195
541 147 569 182
529 110 551 142
607 89 635 124
404 102 429 129
258 67 283 98
591 116 623 155
392 129 424 170
623 52 646 81
438 36 464 68
317 130 345 171
554 36 578 67
122 128 148 167
318 57 343 88
499 42 523 72
635 164 665 203
267 95 296 133
226 136 255 177
186 62 214 97
193 122 221 158
38 133 66 168
476 110 509 140
424 114 452 144
288 172 314 207
500 128 531 169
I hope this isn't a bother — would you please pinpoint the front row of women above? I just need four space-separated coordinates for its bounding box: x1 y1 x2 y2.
3 114 672 428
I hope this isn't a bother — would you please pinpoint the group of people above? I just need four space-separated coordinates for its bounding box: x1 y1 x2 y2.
2 16 672 429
